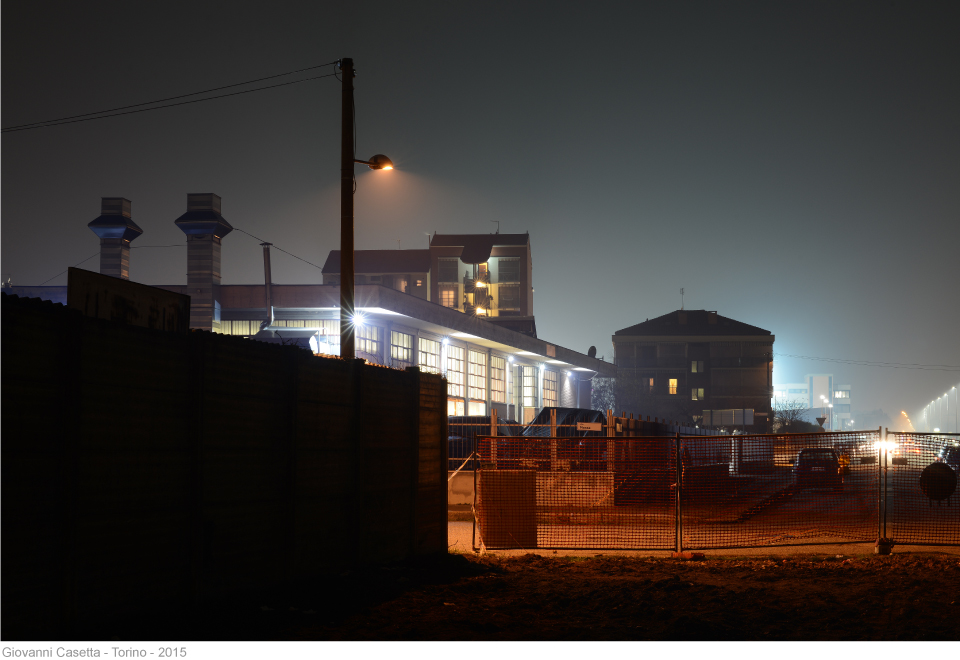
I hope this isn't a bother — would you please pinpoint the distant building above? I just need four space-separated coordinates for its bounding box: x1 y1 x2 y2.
321 232 536 337
612 310 774 432
773 375 853 430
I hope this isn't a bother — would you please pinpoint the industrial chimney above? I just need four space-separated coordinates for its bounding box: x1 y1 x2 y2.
258 242 275 333
174 193 232 331
87 197 143 279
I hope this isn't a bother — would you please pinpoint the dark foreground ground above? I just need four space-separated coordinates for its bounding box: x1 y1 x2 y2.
84 551 960 641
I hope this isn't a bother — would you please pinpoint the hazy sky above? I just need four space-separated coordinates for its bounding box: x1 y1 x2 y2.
3 1 958 424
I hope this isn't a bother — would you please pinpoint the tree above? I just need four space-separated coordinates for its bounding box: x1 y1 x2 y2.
773 398 816 432
591 377 615 412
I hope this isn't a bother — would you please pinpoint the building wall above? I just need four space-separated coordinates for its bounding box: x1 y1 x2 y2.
613 336 773 430
429 244 533 317
1 292 446 637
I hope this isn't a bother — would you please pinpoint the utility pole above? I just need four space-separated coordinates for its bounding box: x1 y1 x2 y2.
340 58 356 360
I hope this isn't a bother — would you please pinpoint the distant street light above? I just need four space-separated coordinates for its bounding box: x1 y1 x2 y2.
339 58 393 360
953 386 958 433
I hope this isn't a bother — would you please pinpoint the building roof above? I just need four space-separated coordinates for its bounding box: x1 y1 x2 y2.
430 233 528 264
614 310 772 337
321 249 430 274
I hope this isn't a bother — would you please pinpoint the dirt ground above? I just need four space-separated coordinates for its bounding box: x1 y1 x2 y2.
100 550 960 641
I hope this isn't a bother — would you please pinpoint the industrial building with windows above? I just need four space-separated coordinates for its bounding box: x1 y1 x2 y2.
9 194 614 422
612 310 775 431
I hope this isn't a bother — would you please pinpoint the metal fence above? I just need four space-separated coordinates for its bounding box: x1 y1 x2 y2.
886 432 960 546
473 430 960 551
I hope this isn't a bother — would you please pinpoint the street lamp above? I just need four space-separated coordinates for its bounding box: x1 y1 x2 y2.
339 58 393 360
953 386 958 433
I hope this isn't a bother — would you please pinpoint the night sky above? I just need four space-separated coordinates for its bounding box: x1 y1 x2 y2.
3 1 958 425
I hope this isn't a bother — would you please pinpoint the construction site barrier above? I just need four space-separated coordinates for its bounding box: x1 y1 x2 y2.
472 430 960 551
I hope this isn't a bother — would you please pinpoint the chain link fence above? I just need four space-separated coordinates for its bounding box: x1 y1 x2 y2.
473 430 960 551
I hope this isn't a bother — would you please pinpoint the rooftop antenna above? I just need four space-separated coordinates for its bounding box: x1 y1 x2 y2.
397 238 400 250
681 287 685 310
425 232 432 248
490 219 500 234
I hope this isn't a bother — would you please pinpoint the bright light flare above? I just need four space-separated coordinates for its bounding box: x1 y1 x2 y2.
351 312 366 327
873 440 899 454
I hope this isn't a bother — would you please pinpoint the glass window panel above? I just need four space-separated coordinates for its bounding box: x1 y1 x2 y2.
468 350 486 401
491 356 506 403
418 338 441 374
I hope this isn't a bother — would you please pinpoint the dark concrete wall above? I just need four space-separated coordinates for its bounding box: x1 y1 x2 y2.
1 292 446 638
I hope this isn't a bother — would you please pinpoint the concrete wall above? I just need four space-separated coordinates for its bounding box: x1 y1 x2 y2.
1 292 446 638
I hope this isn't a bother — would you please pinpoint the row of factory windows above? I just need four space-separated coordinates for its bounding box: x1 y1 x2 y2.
218 319 559 411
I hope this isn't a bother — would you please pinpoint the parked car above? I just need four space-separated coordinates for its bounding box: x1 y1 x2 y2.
937 445 960 471
794 448 843 491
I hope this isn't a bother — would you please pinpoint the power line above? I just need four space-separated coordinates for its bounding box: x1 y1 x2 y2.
774 352 960 371
38 253 100 285
4 61 339 131
2 69 340 133
233 228 324 271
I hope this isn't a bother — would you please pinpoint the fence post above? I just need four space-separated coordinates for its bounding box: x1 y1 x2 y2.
875 426 893 555
606 409 615 472
550 408 558 471
883 427 888 540
490 408 497 470
675 432 683 553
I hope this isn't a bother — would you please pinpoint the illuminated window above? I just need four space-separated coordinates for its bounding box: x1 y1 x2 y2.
691 360 704 373
356 325 380 359
543 369 558 408
220 320 258 336
440 287 456 308
390 330 412 364
468 401 486 416
448 399 465 416
416 279 422 286
522 366 536 408
491 356 506 403
468 350 486 401
447 345 465 398
691 388 705 401
647 377 654 394
834 391 850 399
418 337 441 373
669 378 678 395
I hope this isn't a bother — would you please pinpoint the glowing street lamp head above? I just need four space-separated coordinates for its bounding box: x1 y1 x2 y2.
351 312 366 327
366 154 394 170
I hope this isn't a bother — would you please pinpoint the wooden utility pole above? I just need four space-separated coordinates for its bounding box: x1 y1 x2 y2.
340 58 356 360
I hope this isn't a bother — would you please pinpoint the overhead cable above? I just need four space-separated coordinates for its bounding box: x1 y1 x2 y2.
774 352 960 371
3 65 340 133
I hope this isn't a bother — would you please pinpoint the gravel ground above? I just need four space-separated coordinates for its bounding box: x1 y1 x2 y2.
85 550 960 641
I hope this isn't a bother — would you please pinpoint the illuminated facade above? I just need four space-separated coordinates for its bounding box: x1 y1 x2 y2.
322 233 537 337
